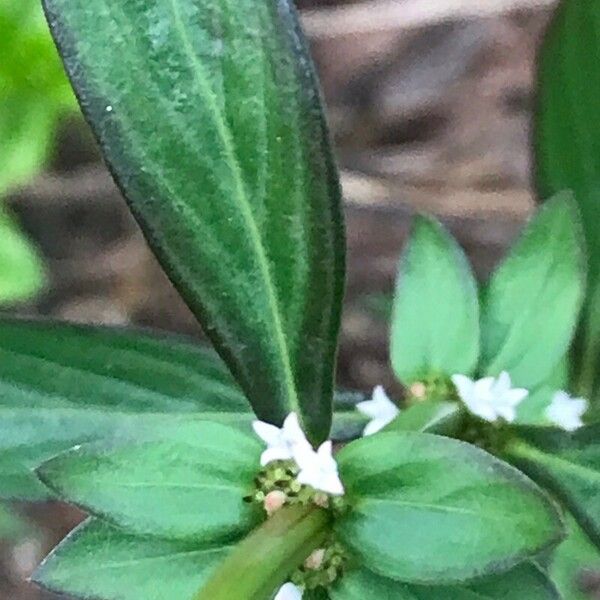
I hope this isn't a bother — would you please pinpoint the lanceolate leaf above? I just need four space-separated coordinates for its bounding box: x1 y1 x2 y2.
390 216 479 385
330 563 559 600
37 422 262 542
549 513 600 600
34 518 233 600
480 194 585 388
506 427 600 548
42 0 345 443
336 432 563 584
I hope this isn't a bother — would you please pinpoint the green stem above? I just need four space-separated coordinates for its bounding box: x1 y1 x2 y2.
194 505 330 600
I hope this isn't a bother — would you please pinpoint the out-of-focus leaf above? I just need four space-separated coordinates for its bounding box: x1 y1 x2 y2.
384 400 462 436
536 2 600 397
0 208 44 303
550 513 600 600
42 0 345 444
480 194 585 388
0 0 75 193
390 216 479 385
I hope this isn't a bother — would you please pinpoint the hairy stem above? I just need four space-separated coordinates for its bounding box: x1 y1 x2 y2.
195 505 330 600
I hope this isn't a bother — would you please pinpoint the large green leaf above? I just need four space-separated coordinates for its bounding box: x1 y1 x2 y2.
550 513 600 600
0 319 250 500
506 427 600 548
42 0 345 444
536 1 600 400
330 563 558 600
336 432 563 584
390 216 479 385
37 421 262 542
480 194 585 388
34 518 233 600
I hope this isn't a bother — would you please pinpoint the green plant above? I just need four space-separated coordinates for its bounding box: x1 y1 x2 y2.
0 0 76 302
0 0 598 599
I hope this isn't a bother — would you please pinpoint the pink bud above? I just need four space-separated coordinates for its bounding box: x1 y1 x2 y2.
410 382 427 400
264 490 287 516
304 548 326 570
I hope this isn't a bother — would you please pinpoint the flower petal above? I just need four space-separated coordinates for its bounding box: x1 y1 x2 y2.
252 420 282 445
274 582 303 600
260 446 293 467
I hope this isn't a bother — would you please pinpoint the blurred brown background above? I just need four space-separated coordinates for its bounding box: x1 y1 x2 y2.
2 0 571 597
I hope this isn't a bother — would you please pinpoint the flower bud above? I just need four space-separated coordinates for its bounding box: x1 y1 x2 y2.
304 548 326 570
263 490 287 516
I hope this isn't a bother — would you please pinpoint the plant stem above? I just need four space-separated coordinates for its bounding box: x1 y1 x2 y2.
194 505 330 600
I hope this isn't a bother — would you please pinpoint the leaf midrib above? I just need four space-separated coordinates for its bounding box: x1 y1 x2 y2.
168 0 299 413
362 497 520 523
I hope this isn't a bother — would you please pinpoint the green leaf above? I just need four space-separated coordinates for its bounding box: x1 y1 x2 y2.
34 518 233 600
336 432 563 584
506 427 600 548
42 0 345 444
384 400 462 436
0 319 250 500
480 194 585 388
37 421 262 542
0 207 44 303
535 1 600 400
550 512 600 600
330 563 559 600
390 216 479 385
0 0 76 194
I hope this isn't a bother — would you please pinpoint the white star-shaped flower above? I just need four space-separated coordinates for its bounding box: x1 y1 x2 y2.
252 412 311 466
356 385 400 436
451 371 528 423
545 391 588 432
294 440 345 496
274 582 302 600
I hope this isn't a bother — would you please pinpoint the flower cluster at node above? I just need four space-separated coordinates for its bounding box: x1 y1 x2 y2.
252 412 344 499
356 385 400 436
451 371 528 423
452 371 589 432
545 391 588 432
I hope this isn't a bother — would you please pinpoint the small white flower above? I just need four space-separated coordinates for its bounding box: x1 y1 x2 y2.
545 391 588 432
356 385 400 436
252 412 311 466
274 582 302 600
452 371 528 423
294 441 345 496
